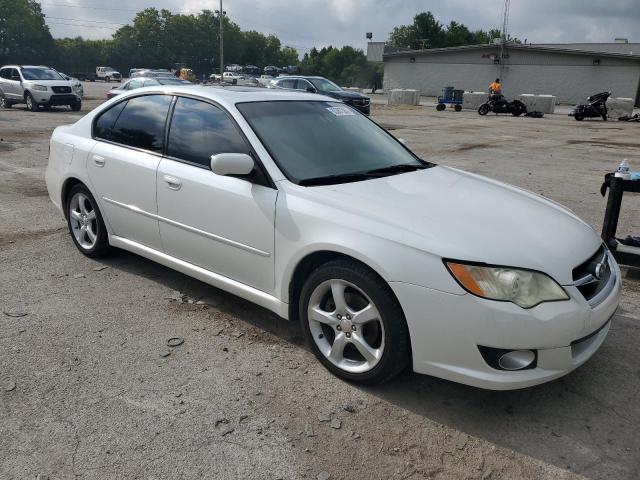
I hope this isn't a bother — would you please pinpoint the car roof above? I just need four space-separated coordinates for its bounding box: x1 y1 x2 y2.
2 65 51 69
115 85 337 107
275 76 325 80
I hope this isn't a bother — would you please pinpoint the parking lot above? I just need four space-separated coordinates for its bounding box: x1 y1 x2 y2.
1 81 639 479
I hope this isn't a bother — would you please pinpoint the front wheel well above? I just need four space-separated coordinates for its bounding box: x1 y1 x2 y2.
288 251 390 322
60 177 84 218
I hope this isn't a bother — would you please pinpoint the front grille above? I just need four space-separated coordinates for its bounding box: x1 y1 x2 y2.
49 94 77 105
52 86 72 94
351 98 370 106
572 245 612 303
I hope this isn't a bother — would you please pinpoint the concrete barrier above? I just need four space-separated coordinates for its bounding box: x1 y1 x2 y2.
536 95 556 114
608 97 634 120
516 94 556 114
517 94 537 112
462 92 487 110
388 89 420 106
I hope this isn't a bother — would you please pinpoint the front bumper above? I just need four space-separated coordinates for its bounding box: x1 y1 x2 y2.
390 254 621 390
32 91 80 106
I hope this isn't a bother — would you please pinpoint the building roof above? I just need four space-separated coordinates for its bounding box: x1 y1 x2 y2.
382 42 640 61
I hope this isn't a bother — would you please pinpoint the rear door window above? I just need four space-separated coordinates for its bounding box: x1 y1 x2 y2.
94 95 172 152
166 97 250 167
277 79 295 89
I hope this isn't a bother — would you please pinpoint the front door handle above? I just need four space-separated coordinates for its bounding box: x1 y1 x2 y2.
163 175 182 191
92 155 105 167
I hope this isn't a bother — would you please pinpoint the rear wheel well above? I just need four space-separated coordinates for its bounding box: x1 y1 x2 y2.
288 251 390 322
61 177 84 218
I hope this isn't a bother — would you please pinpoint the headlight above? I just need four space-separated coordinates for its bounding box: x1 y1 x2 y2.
445 261 568 309
32 85 48 91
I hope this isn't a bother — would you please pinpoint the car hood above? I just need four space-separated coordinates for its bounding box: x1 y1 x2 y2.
24 80 75 87
298 166 600 285
325 90 369 100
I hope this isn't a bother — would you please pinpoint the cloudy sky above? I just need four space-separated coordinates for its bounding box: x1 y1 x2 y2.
41 0 640 53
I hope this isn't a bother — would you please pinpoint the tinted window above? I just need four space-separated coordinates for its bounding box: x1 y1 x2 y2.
294 79 312 91
0 69 9 79
127 79 144 90
94 100 127 140
277 79 295 89
11 69 21 80
167 97 250 167
99 95 171 152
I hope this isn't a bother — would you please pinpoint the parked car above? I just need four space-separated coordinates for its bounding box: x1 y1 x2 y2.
45 86 620 389
0 65 82 111
57 72 84 99
131 69 175 79
270 76 370 115
70 72 97 82
106 77 191 99
96 66 122 82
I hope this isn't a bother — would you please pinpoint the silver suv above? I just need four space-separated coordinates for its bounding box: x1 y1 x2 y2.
0 65 82 111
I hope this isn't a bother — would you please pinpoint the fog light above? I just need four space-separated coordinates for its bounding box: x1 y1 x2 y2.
498 350 536 371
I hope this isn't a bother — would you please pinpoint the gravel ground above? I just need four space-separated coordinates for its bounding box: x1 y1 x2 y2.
1 82 639 480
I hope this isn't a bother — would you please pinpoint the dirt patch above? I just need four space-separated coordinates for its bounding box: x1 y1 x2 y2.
0 226 65 247
566 139 640 149
455 142 494 152
0 177 49 197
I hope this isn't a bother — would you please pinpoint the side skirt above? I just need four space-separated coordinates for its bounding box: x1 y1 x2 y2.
109 234 289 320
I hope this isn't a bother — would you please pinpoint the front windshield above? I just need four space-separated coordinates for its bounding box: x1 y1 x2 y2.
310 78 342 93
237 101 426 185
21 68 64 80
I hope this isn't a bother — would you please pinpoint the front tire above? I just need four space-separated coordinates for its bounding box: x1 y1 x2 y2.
436 103 446 111
66 184 111 258
478 104 490 115
299 259 410 384
1 97 12 108
25 92 38 112
71 101 82 112
574 114 584 121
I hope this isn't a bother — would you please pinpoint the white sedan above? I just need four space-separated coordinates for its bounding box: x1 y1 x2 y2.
45 85 620 389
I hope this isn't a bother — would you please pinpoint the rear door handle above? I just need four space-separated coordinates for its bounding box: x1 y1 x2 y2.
92 155 105 167
163 175 182 191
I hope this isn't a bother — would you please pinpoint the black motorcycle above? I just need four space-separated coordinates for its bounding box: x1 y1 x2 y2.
478 94 527 116
569 91 610 121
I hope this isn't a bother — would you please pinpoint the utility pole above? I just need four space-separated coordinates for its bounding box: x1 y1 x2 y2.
215 0 225 77
499 0 510 78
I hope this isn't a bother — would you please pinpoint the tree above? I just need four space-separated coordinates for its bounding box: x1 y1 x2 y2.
388 11 508 50
0 0 55 65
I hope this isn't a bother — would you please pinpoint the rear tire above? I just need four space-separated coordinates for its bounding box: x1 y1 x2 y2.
478 104 490 115
454 104 462 112
66 184 111 258
602 114 608 121
25 92 38 112
574 114 584 121
0 97 12 108
299 259 410 385
105 76 111 83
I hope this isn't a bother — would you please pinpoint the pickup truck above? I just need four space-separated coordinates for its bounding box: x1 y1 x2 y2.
95 67 122 82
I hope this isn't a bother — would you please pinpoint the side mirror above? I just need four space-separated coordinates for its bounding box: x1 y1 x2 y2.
210 153 254 176
306 87 317 93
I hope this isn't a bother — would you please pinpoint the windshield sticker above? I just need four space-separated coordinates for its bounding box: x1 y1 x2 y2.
326 106 355 116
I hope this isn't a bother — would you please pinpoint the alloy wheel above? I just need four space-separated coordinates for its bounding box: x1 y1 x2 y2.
69 192 98 250
307 279 385 374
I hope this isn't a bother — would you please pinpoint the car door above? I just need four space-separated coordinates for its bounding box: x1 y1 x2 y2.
156 96 277 292
4 68 22 100
87 94 172 250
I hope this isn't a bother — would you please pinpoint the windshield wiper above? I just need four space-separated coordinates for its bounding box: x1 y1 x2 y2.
364 163 430 176
299 172 373 186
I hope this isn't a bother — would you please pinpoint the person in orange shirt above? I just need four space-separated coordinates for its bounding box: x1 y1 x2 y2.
489 78 502 94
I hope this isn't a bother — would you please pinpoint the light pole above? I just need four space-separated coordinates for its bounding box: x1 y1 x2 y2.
215 1 225 77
